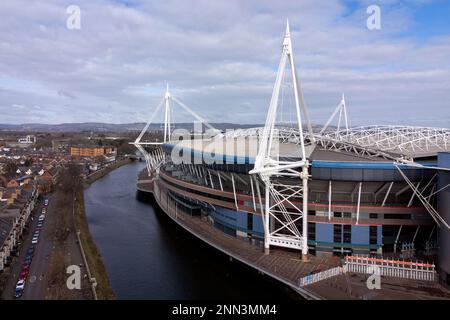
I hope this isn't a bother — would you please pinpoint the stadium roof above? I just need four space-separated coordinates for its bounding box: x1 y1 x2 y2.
320 125 450 158
164 125 450 165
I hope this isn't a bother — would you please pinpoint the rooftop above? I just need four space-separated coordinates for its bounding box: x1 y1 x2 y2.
163 125 450 165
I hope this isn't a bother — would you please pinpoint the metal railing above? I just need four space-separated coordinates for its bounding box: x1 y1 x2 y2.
298 266 344 287
345 255 436 281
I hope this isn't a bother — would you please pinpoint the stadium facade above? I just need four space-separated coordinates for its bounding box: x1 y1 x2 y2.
134 22 450 289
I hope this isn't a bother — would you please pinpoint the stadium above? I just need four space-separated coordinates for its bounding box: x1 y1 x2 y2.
134 23 450 290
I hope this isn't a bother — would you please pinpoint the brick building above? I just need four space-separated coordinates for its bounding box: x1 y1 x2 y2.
70 145 115 157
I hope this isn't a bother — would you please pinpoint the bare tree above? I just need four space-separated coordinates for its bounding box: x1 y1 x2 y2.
4 161 17 179
59 164 82 194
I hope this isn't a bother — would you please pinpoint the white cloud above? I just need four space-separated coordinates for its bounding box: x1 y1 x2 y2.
0 0 448 127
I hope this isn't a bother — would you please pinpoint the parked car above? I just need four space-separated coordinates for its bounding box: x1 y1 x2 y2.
31 236 39 245
44 199 49 206
38 215 45 222
16 279 25 288
15 278 26 298
41 208 46 214
37 221 43 227
24 255 32 264
14 287 24 298
19 269 29 281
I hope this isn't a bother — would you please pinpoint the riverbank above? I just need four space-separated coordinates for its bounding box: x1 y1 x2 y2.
74 190 116 299
84 161 289 299
84 158 133 186
75 158 132 299
75 159 136 299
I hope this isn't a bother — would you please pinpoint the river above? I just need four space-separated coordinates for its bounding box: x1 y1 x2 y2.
84 161 290 299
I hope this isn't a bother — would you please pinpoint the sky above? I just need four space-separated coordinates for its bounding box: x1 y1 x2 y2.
0 0 450 127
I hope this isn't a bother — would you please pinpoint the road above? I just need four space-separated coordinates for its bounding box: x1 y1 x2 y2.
1 193 92 300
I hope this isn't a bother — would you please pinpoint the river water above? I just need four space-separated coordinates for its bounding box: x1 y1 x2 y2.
84 161 290 299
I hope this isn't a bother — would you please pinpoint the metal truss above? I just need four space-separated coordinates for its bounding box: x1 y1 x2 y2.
222 126 312 145
313 134 408 162
396 164 450 231
323 125 450 156
223 126 405 162
259 176 308 252
319 93 349 136
250 21 310 256
221 124 450 164
132 84 216 175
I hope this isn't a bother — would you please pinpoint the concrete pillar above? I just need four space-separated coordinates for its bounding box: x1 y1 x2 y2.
438 152 450 288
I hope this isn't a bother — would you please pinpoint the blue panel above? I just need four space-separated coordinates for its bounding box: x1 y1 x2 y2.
316 223 334 243
162 143 256 164
253 215 264 235
438 152 450 169
236 211 247 230
377 226 382 245
211 207 237 229
351 225 369 245
312 161 416 170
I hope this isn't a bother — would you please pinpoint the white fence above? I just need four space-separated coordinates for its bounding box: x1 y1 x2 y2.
298 254 437 287
345 255 436 281
299 266 345 287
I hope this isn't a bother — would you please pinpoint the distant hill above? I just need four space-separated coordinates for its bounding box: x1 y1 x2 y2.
0 122 263 132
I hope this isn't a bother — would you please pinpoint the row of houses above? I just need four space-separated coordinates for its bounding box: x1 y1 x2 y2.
1 165 59 195
0 146 67 272
0 187 39 271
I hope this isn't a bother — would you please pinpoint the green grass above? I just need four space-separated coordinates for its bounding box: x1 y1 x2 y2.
74 191 116 300
72 158 132 299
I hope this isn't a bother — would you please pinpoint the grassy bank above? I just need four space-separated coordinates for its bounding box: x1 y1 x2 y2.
74 190 116 300
84 158 132 186
63 158 133 299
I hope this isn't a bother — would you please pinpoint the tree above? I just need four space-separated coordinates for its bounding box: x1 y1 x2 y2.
4 161 17 179
24 158 33 167
34 138 52 149
59 164 82 194
115 139 135 155
94 155 105 166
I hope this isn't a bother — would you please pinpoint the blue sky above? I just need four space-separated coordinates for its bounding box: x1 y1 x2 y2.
412 0 450 39
0 0 449 127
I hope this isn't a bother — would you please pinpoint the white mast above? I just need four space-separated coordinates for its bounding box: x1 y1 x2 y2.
320 93 350 135
163 83 171 143
250 20 310 259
